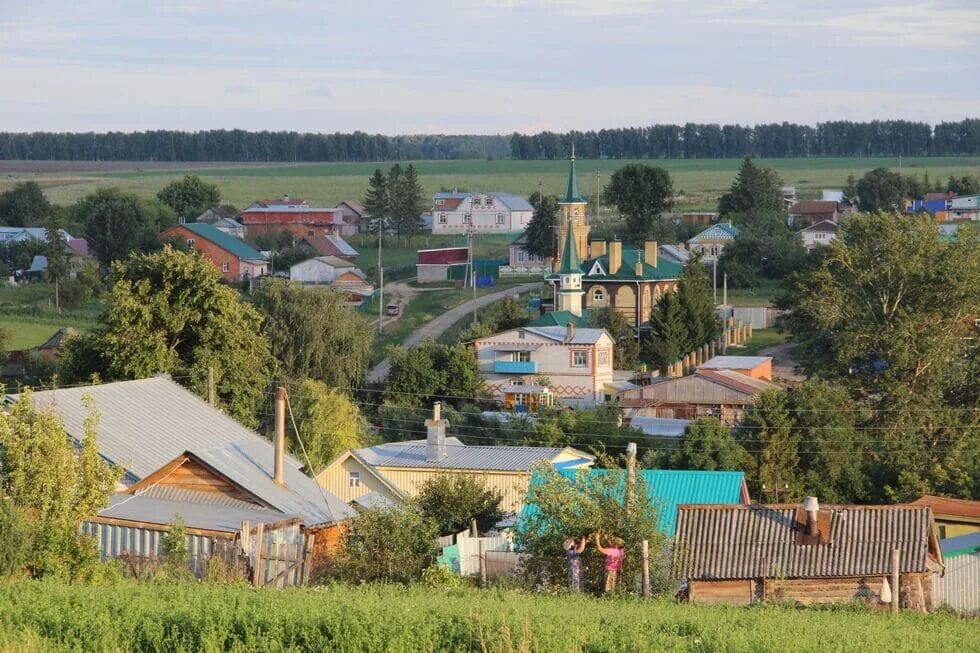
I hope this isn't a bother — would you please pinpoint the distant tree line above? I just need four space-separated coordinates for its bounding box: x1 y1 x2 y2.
3 119 978 162
0 131 510 162
510 119 980 159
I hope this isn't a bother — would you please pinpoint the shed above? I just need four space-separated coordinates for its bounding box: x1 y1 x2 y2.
912 495 980 539
416 246 470 283
697 355 773 381
674 502 943 609
935 532 980 615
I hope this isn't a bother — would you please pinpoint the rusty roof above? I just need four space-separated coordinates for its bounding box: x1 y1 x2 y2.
912 495 980 520
674 504 939 580
789 200 839 215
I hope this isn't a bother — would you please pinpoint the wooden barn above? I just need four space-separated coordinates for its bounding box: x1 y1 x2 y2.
674 500 943 610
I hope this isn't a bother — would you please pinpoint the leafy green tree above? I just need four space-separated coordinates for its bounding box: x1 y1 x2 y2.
289 379 367 472
59 247 273 427
74 188 163 265
675 256 719 350
252 278 372 391
416 475 504 535
0 181 51 227
737 390 801 502
384 339 483 408
855 168 908 212
517 462 670 594
160 515 191 572
946 175 980 195
717 211 806 286
643 291 688 372
602 164 674 245
44 217 70 312
588 306 639 369
4 237 46 270
0 392 120 577
523 192 559 259
787 381 870 503
331 504 440 584
718 157 783 218
661 418 748 471
784 213 978 406
156 175 221 219
843 173 858 202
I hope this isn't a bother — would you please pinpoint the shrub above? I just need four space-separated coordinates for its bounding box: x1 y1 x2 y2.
330 504 440 584
416 474 503 536
0 501 34 579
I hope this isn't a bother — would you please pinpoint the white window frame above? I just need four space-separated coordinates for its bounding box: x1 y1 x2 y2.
598 350 609 366
222 261 230 273
348 471 361 488
572 350 588 367
592 287 605 301
186 238 196 246
496 213 505 224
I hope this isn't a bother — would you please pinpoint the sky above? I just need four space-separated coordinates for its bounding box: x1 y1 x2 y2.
1 0 978 134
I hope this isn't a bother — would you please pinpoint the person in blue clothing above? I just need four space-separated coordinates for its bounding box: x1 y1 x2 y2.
563 536 587 591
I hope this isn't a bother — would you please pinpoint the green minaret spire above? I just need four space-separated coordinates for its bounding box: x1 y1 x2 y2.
558 220 581 275
562 145 586 204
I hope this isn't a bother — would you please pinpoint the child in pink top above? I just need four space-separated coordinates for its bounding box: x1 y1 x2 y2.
594 533 625 593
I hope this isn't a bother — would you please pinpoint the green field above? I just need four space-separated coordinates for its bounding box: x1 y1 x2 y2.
733 328 791 356
0 285 100 351
0 580 975 652
5 156 978 213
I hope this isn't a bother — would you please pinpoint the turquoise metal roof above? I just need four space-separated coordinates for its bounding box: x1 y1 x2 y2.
558 221 581 275
528 310 589 328
561 154 586 204
183 222 267 261
521 468 747 537
940 532 980 559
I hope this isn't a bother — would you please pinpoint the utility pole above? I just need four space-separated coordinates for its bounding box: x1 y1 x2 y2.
469 225 477 325
377 228 384 335
713 259 718 304
594 170 600 221
626 442 637 515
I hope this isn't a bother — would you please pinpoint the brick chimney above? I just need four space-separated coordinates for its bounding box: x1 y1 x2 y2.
644 241 658 268
425 402 447 462
608 240 622 275
591 240 606 258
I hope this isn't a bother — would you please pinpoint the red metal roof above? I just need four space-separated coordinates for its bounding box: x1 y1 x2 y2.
241 208 344 226
912 495 980 520
417 247 470 265
789 200 838 215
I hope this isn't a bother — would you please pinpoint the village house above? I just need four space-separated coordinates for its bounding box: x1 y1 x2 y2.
674 500 943 610
473 324 616 409
686 222 738 263
333 200 372 234
679 212 718 226
194 206 245 239
240 195 357 239
935 531 980 615
499 231 551 277
947 194 980 221
14 378 356 584
908 192 957 218
617 368 776 425
160 222 268 281
297 234 359 262
316 404 594 514
787 200 841 227
430 191 534 234
912 495 980 540
797 219 840 251
288 256 373 304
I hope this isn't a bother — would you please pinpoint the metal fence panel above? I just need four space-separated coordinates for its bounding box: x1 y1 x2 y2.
935 553 980 615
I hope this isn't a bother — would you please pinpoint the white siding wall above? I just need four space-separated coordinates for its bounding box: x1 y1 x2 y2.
432 195 532 234
290 260 340 284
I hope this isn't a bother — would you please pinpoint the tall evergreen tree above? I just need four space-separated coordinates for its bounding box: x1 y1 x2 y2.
363 168 389 232
718 157 783 218
390 164 426 241
643 291 688 372
675 256 718 350
523 192 559 259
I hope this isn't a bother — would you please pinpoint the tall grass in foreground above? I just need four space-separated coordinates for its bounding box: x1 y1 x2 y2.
0 580 976 652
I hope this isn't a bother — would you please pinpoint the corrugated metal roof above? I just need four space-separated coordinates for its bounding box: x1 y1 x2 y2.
18 378 355 526
494 193 534 212
619 371 774 405
698 356 772 370
912 495 980 520
674 504 936 579
687 223 739 244
940 532 980 559
521 326 608 344
356 438 591 472
138 483 265 511
181 223 267 261
101 491 287 533
629 416 691 438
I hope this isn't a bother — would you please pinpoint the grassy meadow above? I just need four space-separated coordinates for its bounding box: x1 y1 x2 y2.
3 156 978 213
0 580 976 652
0 285 100 351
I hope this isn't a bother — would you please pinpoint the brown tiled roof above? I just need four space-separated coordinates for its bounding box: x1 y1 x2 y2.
924 192 956 201
912 495 980 520
674 504 939 580
789 200 838 215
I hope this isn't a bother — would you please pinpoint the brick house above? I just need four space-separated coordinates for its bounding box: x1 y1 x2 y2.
787 200 840 227
241 196 357 239
160 223 268 282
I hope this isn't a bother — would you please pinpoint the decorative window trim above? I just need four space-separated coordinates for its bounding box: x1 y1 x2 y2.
588 261 605 276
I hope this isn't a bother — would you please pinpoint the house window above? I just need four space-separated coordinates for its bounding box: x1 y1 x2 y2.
464 213 472 224
572 350 588 367
511 351 531 362
472 197 482 207
486 197 495 207
518 331 526 340
496 213 505 224
436 199 444 206
348 471 361 488
439 213 448 224
222 261 230 273
598 350 609 366
186 238 196 246
592 288 605 302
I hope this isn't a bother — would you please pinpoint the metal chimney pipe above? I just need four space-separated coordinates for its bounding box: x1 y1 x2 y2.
274 387 286 486
803 496 819 537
